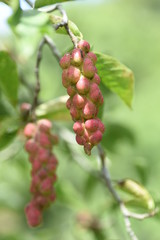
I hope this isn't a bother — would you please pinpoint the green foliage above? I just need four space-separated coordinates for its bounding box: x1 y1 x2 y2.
35 0 73 9
95 52 134 108
49 15 83 40
0 51 19 107
0 118 19 150
117 179 155 211
36 96 71 121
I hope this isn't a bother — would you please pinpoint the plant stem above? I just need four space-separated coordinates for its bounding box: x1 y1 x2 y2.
31 35 61 121
38 4 78 47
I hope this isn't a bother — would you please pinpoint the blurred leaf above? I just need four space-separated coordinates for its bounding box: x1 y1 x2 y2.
0 118 19 150
0 51 19 107
36 95 71 121
0 136 24 163
117 178 155 211
102 122 135 152
56 180 84 208
35 0 73 8
9 0 19 11
8 4 22 30
84 175 99 197
49 15 83 40
0 0 9 5
0 92 11 119
134 157 149 185
95 52 134 108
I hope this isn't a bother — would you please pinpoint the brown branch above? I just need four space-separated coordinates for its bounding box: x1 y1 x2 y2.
38 4 78 47
31 35 61 121
24 0 33 8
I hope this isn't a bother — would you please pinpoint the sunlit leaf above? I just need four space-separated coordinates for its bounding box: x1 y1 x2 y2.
117 179 155 211
49 15 83 40
95 52 134 108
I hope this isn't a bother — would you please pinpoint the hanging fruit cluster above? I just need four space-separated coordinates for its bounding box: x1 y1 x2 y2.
60 40 105 155
24 119 58 227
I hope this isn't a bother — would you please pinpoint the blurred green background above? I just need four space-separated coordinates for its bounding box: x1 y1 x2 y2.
0 0 160 239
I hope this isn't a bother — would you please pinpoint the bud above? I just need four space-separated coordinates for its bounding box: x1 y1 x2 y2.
59 40 105 155
24 119 58 227
77 40 90 53
59 53 71 69
25 202 42 227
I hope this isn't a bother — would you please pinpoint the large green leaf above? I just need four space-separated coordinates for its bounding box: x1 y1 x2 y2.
35 0 73 9
95 52 134 108
0 51 19 106
49 15 83 40
117 178 155 211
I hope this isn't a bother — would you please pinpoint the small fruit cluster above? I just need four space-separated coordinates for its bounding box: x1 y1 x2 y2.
24 119 58 227
60 40 105 155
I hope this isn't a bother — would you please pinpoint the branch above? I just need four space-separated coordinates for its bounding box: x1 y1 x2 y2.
31 35 61 121
38 4 78 47
97 144 158 240
24 0 33 8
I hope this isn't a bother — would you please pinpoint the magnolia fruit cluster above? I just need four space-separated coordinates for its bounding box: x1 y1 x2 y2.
60 40 105 155
24 119 58 227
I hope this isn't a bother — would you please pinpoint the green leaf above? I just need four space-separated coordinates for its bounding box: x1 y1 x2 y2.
117 179 155 211
35 0 73 9
0 0 10 5
0 136 23 163
95 52 134 108
0 118 19 150
36 95 71 121
0 51 19 106
49 15 83 40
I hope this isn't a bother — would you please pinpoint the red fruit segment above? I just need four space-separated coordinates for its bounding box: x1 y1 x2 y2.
86 52 97 64
83 101 97 119
85 119 99 132
77 40 90 53
89 130 102 145
73 121 84 135
67 85 76 96
62 69 70 88
67 66 81 84
23 119 58 227
92 73 100 85
25 203 42 227
59 53 71 69
82 58 96 79
76 76 90 94
24 123 37 138
71 48 83 66
37 119 52 132
72 94 85 109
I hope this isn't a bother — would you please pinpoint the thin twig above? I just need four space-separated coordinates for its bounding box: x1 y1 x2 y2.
24 0 33 8
97 144 138 240
31 35 61 121
38 4 78 47
97 144 159 239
